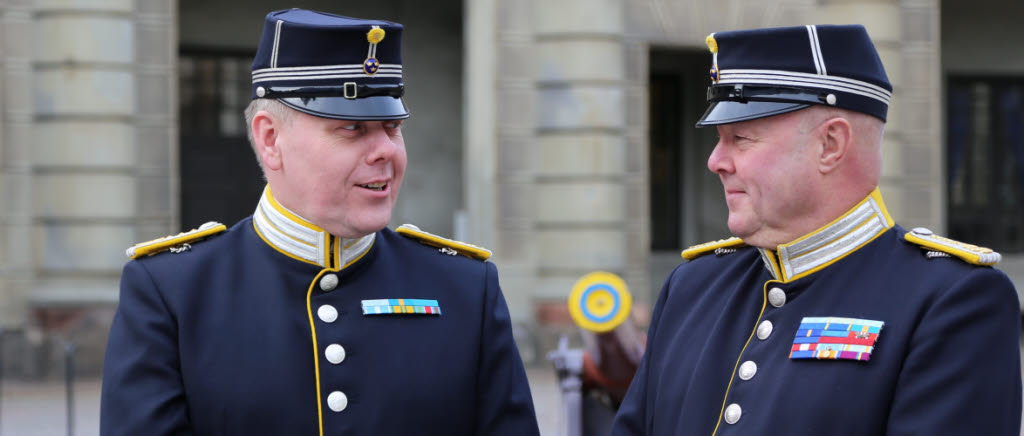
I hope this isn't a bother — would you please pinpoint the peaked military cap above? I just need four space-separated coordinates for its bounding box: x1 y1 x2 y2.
251 9 408 120
697 24 891 126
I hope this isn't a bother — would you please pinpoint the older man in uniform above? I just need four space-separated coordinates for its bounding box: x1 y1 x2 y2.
100 9 539 436
613 25 1022 435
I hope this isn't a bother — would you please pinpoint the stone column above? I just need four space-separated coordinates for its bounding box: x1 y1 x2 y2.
495 0 537 322
133 0 177 241
31 0 139 304
532 0 648 310
0 1 34 327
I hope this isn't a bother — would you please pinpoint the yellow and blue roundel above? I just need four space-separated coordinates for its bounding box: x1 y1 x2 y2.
568 271 632 333
364 57 380 75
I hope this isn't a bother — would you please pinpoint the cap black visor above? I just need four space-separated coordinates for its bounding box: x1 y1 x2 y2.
696 100 810 127
279 95 409 121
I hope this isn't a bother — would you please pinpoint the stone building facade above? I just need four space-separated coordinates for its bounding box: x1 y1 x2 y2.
0 0 1021 374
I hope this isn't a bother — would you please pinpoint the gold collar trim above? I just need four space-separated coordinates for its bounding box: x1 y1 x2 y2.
757 188 894 282
252 186 374 269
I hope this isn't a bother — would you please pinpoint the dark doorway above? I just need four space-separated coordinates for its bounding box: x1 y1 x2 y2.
648 48 730 252
947 76 1024 253
179 49 265 230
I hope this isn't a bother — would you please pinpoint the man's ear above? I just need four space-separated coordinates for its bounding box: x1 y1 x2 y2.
818 117 852 174
252 111 283 171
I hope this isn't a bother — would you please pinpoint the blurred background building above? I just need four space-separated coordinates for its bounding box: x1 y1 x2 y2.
0 0 1022 376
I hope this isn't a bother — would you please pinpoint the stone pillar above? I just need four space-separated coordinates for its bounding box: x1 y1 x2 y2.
0 1 34 327
133 0 177 241
532 0 648 308
498 0 537 323
31 0 139 304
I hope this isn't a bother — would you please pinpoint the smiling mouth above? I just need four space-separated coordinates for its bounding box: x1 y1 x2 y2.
358 182 388 191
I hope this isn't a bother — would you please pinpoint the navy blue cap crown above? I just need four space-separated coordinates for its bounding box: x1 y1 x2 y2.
251 9 408 120
697 24 891 126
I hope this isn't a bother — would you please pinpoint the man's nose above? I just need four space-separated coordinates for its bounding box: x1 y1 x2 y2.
707 140 732 175
366 126 398 163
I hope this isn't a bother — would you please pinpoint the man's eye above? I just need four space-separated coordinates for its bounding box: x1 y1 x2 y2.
339 124 360 131
385 121 402 129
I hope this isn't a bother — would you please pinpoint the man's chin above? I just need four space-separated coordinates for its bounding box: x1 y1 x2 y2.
727 217 756 242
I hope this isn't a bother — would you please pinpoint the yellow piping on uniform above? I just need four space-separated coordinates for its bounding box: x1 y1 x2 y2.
306 267 342 436
762 249 782 279
711 280 773 436
266 187 326 232
869 188 895 227
342 239 374 269
258 205 318 248
773 189 894 282
252 217 321 267
783 220 887 282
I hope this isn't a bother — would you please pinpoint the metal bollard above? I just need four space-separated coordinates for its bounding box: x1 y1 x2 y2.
547 335 584 436
65 342 76 436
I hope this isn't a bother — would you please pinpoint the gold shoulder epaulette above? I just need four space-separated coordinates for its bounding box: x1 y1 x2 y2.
125 221 227 259
904 227 1001 266
681 237 747 260
396 224 492 261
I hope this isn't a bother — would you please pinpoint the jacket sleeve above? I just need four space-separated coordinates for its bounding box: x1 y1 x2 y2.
611 266 675 436
473 261 541 436
886 267 1022 435
101 260 192 436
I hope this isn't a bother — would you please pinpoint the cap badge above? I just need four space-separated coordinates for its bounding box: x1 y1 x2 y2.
364 26 385 75
706 34 719 84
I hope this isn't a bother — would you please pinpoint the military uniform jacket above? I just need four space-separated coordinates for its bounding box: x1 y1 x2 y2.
613 190 1022 436
101 189 540 436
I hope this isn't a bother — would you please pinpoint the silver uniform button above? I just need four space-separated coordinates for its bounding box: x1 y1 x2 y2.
724 403 742 424
325 344 346 364
738 361 757 380
320 273 339 291
757 320 773 340
768 287 786 307
911 227 934 236
327 391 348 412
256 86 266 97
318 305 339 323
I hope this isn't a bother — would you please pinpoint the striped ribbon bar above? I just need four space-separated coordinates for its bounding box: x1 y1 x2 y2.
790 316 884 361
361 299 442 316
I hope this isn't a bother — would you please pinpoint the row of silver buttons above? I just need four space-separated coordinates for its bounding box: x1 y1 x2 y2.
724 286 786 425
318 273 348 412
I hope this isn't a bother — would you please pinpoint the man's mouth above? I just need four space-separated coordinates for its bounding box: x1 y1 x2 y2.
358 182 388 191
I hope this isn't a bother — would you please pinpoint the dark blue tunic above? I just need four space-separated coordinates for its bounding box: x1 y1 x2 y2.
614 197 1021 435
101 217 539 435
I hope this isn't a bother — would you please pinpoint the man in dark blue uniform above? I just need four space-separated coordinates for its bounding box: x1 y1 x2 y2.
613 25 1022 435
100 9 540 436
